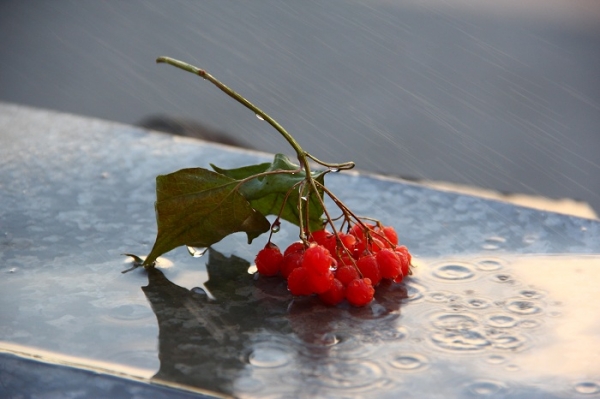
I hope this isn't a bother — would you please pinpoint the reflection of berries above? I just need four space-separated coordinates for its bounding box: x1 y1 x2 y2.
287 267 313 296
255 243 283 276
256 224 412 307
319 279 345 306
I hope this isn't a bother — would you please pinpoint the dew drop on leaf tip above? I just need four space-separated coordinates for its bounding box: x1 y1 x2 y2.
187 246 208 258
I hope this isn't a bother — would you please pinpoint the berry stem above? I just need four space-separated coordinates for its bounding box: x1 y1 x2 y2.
156 57 355 180
157 56 305 165
305 153 355 172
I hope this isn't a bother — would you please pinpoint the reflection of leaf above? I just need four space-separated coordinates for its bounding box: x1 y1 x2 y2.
142 249 406 396
144 168 270 265
142 249 287 395
212 153 325 231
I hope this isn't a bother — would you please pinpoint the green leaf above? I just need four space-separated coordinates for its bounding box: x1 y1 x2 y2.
144 168 270 266
212 154 325 231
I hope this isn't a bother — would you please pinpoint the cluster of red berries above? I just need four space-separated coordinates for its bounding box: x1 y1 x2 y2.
254 224 412 307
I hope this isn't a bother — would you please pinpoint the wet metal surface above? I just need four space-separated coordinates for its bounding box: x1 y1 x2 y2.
1 104 600 397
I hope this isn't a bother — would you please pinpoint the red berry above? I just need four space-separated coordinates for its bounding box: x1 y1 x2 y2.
255 243 283 276
319 279 345 306
353 238 367 258
349 223 373 241
338 254 355 267
337 233 356 252
356 254 381 286
382 226 399 246
369 237 386 252
284 241 305 256
394 246 411 277
302 244 331 274
287 267 313 296
309 230 333 247
395 245 412 264
335 264 360 286
376 248 402 280
280 251 304 279
346 278 375 306
307 269 334 294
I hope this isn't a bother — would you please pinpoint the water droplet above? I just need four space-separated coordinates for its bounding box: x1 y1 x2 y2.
154 257 174 269
431 313 479 330
330 167 340 173
186 246 208 258
191 285 216 300
506 299 542 315
518 319 541 329
486 355 506 364
548 311 562 318
475 259 504 271
300 196 308 202
247 264 258 274
430 313 490 351
255 114 264 121
315 332 340 346
271 221 281 233
379 326 408 341
247 345 292 368
107 304 152 322
466 380 507 396
491 334 526 350
191 287 207 296
404 282 425 303
519 289 543 299
492 274 514 284
389 353 428 371
7 267 17 273
484 314 518 328
303 332 376 360
432 263 475 281
505 364 520 371
574 381 600 395
523 234 537 244
431 329 490 351
481 236 506 250
467 298 490 309
314 360 383 389
427 291 450 303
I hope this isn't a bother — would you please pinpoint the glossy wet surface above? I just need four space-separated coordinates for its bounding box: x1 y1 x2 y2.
1 105 599 398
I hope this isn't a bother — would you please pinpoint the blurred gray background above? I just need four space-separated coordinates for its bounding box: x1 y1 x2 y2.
1 1 599 214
